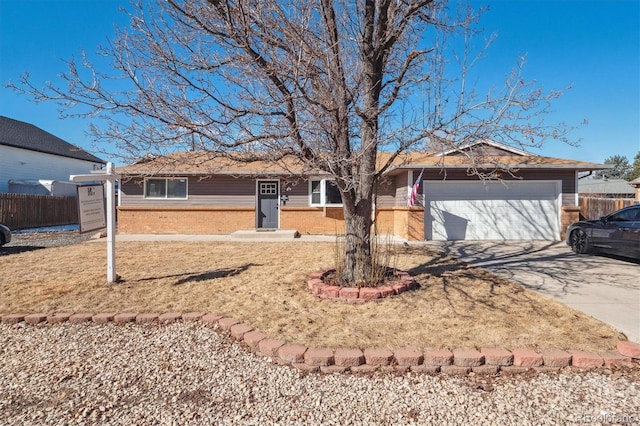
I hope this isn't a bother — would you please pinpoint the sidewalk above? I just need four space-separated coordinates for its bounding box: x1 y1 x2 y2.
105 232 409 244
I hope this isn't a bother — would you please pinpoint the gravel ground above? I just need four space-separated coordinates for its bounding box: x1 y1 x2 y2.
1 321 639 425
2 232 639 424
2 228 93 250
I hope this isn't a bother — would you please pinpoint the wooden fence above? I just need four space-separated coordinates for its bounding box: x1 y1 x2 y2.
578 196 638 220
0 193 78 229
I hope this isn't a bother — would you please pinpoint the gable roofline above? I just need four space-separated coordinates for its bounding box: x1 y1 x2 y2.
0 116 106 164
382 158 609 175
432 139 535 157
383 139 608 174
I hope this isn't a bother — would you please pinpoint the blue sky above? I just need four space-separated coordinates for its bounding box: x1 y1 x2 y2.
1 0 638 165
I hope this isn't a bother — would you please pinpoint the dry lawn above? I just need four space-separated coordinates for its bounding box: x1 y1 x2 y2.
0 241 621 351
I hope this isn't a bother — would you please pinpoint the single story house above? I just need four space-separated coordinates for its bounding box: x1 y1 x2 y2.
0 116 105 194
116 140 607 241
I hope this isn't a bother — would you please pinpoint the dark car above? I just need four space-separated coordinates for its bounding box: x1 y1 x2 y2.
566 204 640 260
0 224 11 246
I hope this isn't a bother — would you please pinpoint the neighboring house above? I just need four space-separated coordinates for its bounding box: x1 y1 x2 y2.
631 177 640 201
0 116 106 194
116 140 607 241
578 178 635 198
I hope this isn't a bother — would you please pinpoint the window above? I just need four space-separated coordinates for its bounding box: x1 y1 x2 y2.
609 207 640 222
144 178 188 199
260 182 278 195
309 179 342 206
311 180 321 205
325 181 342 204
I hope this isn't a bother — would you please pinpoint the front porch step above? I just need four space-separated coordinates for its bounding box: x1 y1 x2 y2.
230 230 300 240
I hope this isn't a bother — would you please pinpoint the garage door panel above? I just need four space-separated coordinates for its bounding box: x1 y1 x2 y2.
425 181 560 241
428 182 556 201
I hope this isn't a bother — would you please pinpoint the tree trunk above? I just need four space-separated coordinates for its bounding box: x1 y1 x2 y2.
342 193 374 285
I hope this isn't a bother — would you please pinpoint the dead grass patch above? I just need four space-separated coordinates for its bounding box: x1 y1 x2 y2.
0 241 620 351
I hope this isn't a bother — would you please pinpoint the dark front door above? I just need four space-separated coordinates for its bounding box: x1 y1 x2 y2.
257 181 279 229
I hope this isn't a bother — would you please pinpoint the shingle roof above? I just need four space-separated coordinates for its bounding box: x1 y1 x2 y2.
0 116 105 163
117 148 608 176
578 178 635 195
384 152 608 174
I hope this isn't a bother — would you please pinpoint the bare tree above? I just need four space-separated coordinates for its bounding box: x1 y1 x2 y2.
596 155 633 180
9 0 575 283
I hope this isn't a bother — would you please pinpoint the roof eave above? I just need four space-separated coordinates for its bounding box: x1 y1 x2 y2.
117 170 311 177
383 163 610 175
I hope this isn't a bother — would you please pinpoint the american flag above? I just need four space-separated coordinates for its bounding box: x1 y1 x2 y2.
408 169 424 207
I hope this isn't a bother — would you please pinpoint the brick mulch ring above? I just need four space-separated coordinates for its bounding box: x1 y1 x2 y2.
2 312 639 376
307 268 417 303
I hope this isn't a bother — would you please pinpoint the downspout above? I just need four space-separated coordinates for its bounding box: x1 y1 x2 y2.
576 171 593 206
578 171 593 179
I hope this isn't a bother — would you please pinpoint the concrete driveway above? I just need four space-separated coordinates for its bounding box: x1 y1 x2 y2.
426 240 640 343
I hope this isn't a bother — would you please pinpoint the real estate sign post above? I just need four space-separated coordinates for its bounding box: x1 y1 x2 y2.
77 184 106 233
71 162 119 283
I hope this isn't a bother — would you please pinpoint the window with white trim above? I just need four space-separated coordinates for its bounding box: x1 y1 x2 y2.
260 182 278 195
144 178 188 199
309 179 342 206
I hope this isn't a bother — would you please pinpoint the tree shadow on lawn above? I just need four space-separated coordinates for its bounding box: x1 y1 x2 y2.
173 264 259 285
0 245 46 255
122 263 260 285
405 247 547 318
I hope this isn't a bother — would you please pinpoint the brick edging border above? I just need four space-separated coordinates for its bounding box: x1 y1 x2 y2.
307 269 416 302
2 312 639 375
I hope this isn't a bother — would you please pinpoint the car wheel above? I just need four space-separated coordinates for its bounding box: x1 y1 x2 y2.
569 229 591 254
0 234 4 247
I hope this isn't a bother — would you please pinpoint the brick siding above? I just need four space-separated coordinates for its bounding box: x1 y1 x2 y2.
117 206 255 234
561 206 580 240
119 204 571 242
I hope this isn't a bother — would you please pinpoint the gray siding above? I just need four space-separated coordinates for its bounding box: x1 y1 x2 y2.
120 175 256 207
119 169 577 208
282 180 309 207
418 169 576 206
375 177 396 207
448 145 520 157
393 173 410 206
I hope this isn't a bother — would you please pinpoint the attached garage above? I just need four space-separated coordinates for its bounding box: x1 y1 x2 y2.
424 180 561 241
117 139 606 241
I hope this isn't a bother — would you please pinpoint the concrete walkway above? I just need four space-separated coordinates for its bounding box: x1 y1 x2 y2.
110 231 408 244
428 241 640 343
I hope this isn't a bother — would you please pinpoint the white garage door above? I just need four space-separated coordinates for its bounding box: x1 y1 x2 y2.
424 181 560 241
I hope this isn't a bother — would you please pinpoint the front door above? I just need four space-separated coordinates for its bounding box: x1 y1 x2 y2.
257 180 279 229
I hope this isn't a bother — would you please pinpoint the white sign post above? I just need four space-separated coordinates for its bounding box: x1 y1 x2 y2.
77 184 107 233
71 162 120 283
